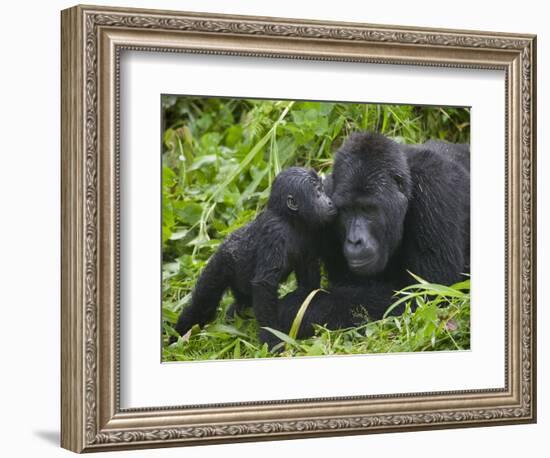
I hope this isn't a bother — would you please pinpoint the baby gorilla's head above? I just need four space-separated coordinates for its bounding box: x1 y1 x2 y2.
268 167 337 226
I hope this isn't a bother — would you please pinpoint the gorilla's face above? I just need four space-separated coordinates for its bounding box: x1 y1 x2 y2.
307 181 338 224
337 202 387 276
330 133 412 277
333 192 409 276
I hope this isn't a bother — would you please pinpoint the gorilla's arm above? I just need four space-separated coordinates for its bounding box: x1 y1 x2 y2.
251 225 289 345
294 256 321 290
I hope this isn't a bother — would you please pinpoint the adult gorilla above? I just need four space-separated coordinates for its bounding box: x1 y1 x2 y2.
279 132 470 336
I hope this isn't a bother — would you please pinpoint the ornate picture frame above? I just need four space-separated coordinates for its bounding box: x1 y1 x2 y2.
61 4 536 453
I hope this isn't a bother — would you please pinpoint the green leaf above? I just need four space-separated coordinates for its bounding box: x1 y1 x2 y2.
162 225 172 244
189 154 218 171
451 279 471 291
225 125 243 147
261 327 298 347
407 271 428 285
174 202 203 225
162 165 177 187
169 229 188 241
212 340 238 359
399 283 465 298
208 324 249 338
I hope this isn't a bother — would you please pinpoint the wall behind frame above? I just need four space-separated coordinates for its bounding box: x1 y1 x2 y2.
0 0 545 457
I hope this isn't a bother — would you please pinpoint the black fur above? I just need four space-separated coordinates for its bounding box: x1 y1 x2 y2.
279 132 470 337
173 167 336 347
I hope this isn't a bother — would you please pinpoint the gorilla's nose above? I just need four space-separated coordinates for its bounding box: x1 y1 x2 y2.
345 236 376 261
346 234 365 247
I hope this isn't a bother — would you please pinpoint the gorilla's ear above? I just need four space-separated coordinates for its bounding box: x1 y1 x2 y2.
323 174 334 196
287 194 298 212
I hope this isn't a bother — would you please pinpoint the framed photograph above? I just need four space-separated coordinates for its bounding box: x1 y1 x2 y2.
61 4 537 453
160 96 472 363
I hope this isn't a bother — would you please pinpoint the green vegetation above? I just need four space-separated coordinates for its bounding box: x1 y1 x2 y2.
161 96 470 361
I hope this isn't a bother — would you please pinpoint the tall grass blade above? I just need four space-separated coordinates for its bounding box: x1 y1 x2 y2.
289 289 325 340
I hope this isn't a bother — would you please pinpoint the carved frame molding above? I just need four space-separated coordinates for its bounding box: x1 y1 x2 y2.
61 4 536 452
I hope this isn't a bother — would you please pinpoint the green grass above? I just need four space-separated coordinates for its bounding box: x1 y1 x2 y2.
161 96 471 361
163 277 470 361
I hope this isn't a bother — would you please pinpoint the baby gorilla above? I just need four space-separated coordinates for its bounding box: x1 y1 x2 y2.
173 167 336 348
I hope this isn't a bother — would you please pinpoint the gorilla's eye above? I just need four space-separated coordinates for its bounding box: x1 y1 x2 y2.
360 202 379 215
365 205 378 213
393 174 406 193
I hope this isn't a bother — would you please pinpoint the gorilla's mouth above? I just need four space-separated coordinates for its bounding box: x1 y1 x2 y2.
348 259 371 268
347 258 377 275
321 207 338 223
326 208 338 219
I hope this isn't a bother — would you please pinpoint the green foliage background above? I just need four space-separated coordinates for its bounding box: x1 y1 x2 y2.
161 96 470 361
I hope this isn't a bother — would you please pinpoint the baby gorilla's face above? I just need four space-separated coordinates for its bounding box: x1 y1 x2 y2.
298 172 337 225
269 167 337 226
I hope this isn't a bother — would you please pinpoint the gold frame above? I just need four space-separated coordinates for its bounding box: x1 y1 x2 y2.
61 4 537 453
